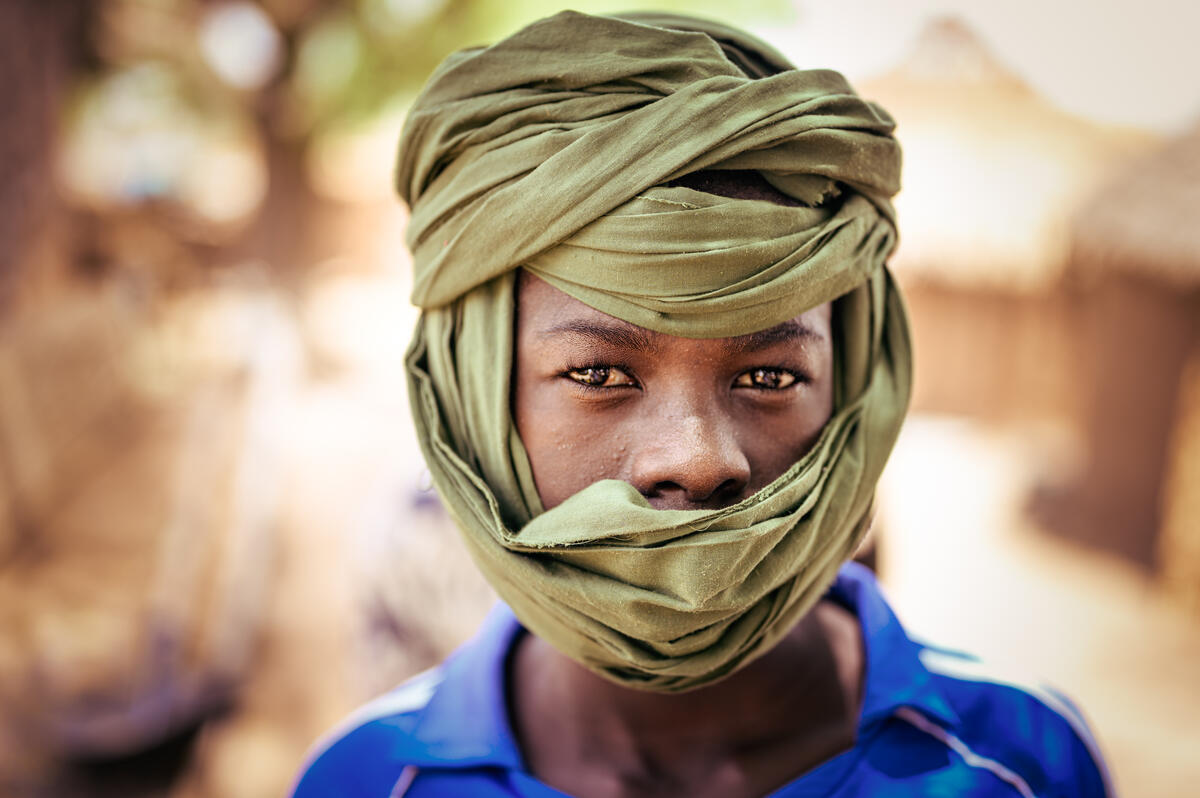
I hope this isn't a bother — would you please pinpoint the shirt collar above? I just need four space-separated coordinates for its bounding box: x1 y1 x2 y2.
398 602 526 769
404 561 960 769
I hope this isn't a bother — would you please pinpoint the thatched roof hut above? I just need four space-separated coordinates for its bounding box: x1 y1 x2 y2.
1051 124 1200 575
860 18 1155 291
856 18 1200 574
848 18 1160 430
1071 122 1200 288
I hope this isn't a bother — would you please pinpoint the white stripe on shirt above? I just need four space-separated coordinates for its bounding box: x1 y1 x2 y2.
895 706 1037 798
918 648 1114 797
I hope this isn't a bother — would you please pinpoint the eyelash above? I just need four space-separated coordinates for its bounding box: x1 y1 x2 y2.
734 367 809 390
560 364 809 391
562 363 639 391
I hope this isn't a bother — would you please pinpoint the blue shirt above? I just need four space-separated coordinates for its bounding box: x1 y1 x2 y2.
291 563 1112 797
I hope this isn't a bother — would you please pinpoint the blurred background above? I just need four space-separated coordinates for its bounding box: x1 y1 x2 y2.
0 0 1197 796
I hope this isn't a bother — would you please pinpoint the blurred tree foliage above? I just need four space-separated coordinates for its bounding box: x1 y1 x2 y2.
46 0 791 280
287 0 793 128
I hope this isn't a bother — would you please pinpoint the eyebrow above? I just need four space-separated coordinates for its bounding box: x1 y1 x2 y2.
723 319 825 354
534 317 823 354
535 319 658 352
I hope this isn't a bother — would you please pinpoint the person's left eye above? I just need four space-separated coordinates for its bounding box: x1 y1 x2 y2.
733 368 798 390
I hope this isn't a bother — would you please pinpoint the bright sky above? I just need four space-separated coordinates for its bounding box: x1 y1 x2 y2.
757 0 1200 134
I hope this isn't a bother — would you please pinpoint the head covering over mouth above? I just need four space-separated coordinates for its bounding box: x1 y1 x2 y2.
398 10 912 692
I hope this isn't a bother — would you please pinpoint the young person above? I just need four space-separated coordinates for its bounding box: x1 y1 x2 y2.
291 11 1112 797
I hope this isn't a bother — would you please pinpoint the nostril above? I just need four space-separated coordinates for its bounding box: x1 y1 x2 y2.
645 476 745 510
646 481 684 499
710 477 744 502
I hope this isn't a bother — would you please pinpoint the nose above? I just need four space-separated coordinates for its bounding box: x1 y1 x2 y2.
630 407 751 510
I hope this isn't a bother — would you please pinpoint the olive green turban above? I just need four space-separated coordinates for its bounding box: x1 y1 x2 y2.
399 10 911 692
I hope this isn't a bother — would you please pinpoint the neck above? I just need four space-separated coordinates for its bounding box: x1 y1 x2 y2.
509 598 864 793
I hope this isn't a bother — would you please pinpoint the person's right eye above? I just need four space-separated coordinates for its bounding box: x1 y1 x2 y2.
564 365 638 389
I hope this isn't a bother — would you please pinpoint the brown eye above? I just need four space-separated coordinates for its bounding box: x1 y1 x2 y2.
566 366 637 388
734 368 797 390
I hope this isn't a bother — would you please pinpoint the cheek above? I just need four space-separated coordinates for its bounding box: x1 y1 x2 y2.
740 411 825 483
514 383 633 510
740 385 834 483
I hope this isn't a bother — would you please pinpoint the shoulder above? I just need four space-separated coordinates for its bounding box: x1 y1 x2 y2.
914 644 1115 798
830 563 1114 796
289 667 443 798
288 605 527 798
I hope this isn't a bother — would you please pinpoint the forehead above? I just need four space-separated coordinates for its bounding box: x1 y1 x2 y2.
514 270 832 346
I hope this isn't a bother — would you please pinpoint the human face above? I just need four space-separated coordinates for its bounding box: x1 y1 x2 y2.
513 273 835 512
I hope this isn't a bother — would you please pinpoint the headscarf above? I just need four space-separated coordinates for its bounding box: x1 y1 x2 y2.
398 10 911 692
